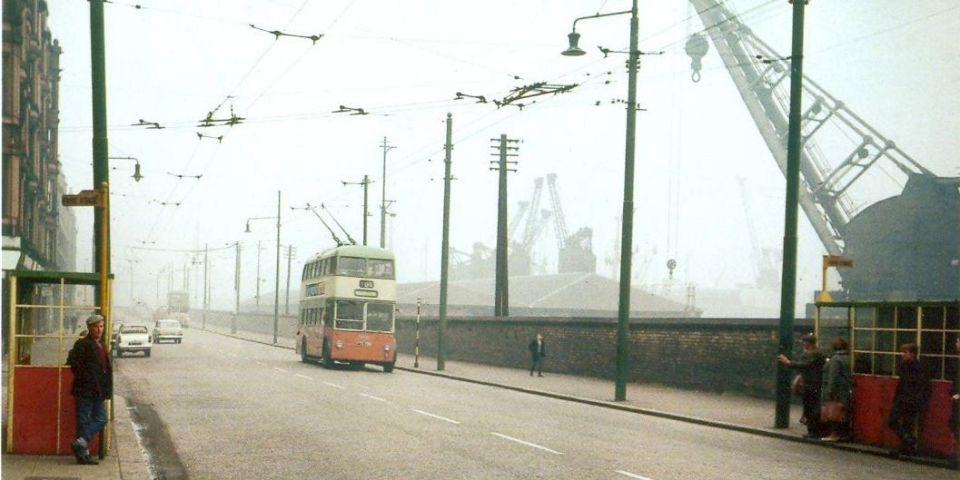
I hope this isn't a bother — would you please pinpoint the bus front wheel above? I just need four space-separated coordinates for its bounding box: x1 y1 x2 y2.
322 341 334 369
300 338 309 364
383 361 395 373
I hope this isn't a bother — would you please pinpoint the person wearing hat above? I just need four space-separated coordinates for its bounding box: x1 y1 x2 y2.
778 334 826 438
66 314 112 465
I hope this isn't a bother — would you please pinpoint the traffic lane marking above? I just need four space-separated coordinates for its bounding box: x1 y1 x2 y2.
359 393 387 402
323 381 346 390
615 470 654 480
490 432 563 455
412 409 461 424
274 367 288 373
295 374 313 380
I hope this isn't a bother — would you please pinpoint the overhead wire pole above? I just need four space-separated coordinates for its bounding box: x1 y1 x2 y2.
775 0 808 429
274 190 282 345
438 113 453 371
379 137 396 248
490 134 519 317
233 241 240 334
284 245 296 315
613 0 640 402
342 175 372 245
89 0 111 458
560 1 639 402
203 244 208 330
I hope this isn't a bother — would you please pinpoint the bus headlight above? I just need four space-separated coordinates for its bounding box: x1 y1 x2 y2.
383 344 391 351
335 339 344 348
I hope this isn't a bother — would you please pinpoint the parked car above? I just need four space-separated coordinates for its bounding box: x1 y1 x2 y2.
115 324 152 357
152 318 184 344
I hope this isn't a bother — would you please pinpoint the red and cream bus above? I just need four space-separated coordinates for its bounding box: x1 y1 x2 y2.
295 245 397 372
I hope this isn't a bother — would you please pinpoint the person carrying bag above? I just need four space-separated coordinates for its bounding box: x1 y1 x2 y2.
820 337 852 442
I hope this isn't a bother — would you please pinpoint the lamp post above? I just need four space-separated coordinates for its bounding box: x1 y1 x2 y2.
562 0 639 402
245 190 282 344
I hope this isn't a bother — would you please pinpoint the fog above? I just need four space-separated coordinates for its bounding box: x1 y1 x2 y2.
47 0 959 316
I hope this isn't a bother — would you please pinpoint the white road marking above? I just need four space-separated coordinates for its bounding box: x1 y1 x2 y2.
490 432 563 455
615 471 654 480
295 374 313 380
323 381 346 390
255 361 266 367
359 393 387 402
273 367 288 373
412 409 461 424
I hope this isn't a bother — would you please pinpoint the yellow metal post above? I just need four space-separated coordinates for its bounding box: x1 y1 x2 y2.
98 182 113 455
6 276 17 452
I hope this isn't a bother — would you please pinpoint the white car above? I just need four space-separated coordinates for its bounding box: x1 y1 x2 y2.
152 319 184 344
115 324 152 357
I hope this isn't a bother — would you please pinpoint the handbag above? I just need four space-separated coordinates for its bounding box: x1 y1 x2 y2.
820 401 847 423
791 374 804 395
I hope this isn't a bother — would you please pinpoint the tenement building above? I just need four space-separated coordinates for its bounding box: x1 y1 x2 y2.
2 0 75 272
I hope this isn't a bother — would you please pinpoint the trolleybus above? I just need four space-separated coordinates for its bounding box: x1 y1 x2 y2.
295 245 397 372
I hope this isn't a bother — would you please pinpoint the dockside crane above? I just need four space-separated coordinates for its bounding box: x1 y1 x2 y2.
687 0 959 300
547 173 597 274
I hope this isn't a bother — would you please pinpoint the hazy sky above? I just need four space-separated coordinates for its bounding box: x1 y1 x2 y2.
46 0 960 313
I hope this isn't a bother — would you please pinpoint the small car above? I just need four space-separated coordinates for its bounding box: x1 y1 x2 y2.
152 318 184 344
115 324 152 357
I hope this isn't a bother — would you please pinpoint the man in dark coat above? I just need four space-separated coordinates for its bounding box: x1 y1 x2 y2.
67 314 112 465
888 342 929 454
777 334 826 438
528 333 546 377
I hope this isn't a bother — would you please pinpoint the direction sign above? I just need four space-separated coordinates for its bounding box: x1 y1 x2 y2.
61 189 101 207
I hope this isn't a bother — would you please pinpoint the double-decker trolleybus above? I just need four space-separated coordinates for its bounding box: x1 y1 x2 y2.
296 245 397 372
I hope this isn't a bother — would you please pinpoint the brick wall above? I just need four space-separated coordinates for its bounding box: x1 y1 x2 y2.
394 316 814 399
195 309 813 399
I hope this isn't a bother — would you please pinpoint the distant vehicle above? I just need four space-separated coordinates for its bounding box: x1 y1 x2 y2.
152 319 184 344
295 245 397 372
115 324 152 357
155 291 192 328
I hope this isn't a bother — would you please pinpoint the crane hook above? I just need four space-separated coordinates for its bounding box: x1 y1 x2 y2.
684 33 709 83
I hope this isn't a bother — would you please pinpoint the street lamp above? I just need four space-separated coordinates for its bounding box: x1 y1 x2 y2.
245 190 282 344
108 156 143 182
562 0 639 402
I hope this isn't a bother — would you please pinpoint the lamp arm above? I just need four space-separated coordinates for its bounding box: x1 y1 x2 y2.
571 9 632 32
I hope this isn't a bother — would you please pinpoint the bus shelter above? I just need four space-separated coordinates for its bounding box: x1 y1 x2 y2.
5 270 112 455
815 300 958 459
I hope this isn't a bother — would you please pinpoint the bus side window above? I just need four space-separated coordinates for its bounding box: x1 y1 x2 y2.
300 308 308 325
318 306 325 327
329 257 338 276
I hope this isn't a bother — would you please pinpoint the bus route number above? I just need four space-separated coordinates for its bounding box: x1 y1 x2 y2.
359 280 374 289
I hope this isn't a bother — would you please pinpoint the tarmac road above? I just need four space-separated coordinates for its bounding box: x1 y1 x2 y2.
114 329 958 480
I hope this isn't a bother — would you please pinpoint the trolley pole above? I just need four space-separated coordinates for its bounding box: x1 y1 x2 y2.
438 113 453 371
775 0 807 429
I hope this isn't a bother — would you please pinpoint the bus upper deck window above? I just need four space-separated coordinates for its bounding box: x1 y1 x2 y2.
338 257 365 277
367 259 395 279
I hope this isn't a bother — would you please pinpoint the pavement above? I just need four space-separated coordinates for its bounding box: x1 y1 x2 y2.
2 326 955 478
